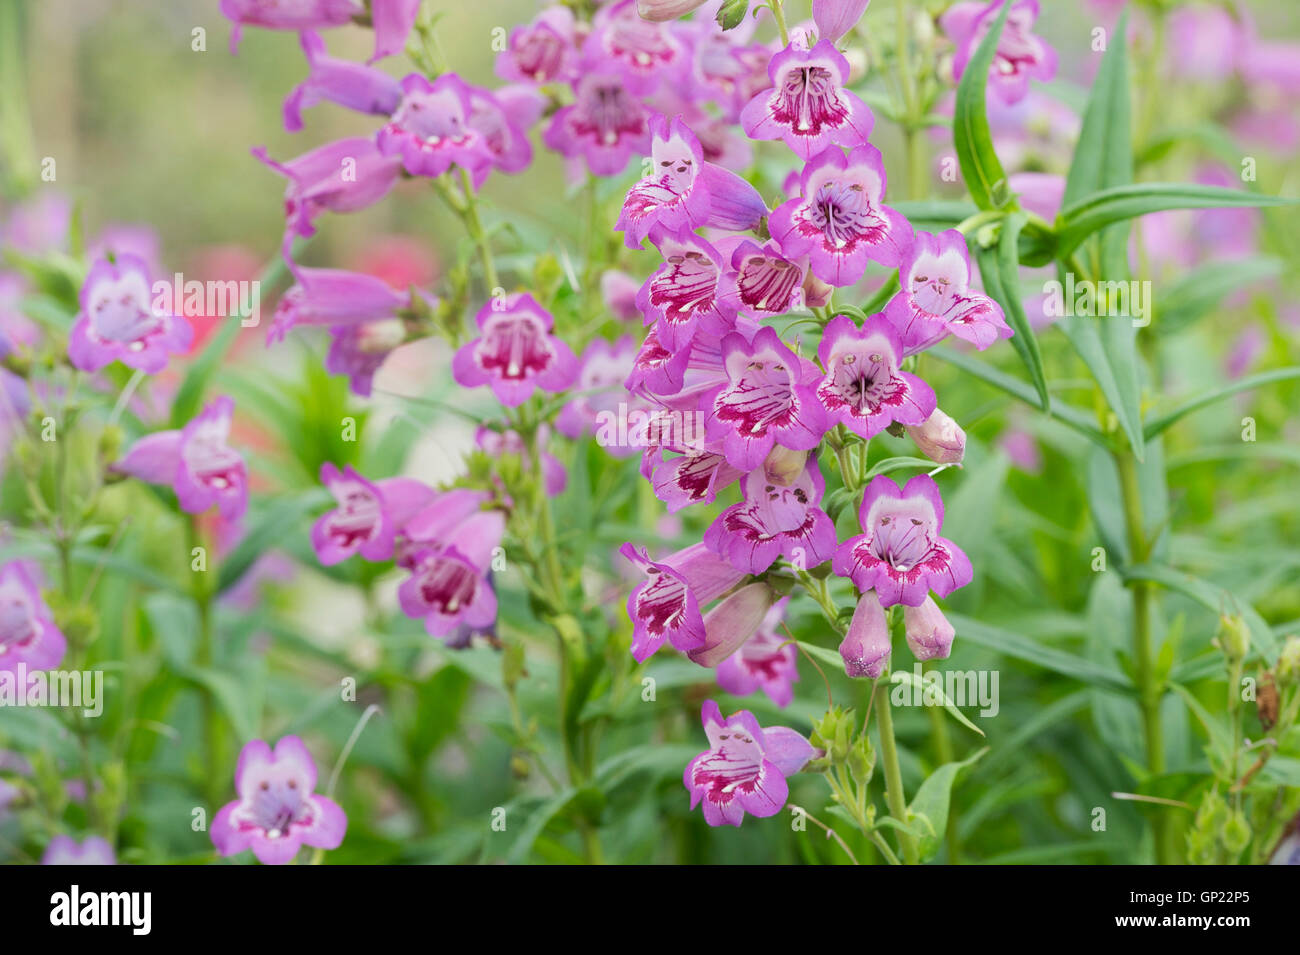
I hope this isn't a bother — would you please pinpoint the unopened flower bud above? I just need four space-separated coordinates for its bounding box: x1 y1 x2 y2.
840 591 891 678
907 408 966 465
762 445 808 486
904 597 955 661
690 582 775 667
637 0 708 21
802 269 833 308
1277 635 1300 685
1213 613 1250 663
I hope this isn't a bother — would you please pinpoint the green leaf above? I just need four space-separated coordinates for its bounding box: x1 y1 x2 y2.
1055 184 1297 259
1056 284 1145 459
928 345 1107 444
1168 684 1231 768
891 200 977 232
889 668 986 737
947 613 1133 691
952 0 1012 210
907 748 987 860
863 456 943 480
973 212 1049 409
1143 367 1300 440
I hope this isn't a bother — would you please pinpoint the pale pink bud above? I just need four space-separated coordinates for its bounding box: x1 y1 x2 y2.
840 590 891 678
906 408 966 465
690 583 776 667
636 0 708 23
903 597 954 661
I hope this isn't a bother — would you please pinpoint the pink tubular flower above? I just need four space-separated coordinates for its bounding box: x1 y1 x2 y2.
377 73 494 182
41 835 116 865
884 229 1010 354
942 0 1057 106
112 396 248 521
741 39 874 160
495 6 579 85
253 137 402 240
840 589 890 677
311 464 435 566
0 561 67 674
684 701 815 827
720 238 809 318
705 325 829 471
716 598 799 707
368 0 420 63
586 0 686 85
325 317 409 397
615 114 767 249
398 509 504 638
833 474 972 608
543 61 651 176
467 84 542 185
704 455 837 574
620 542 746 662
282 31 403 132
637 0 708 21
813 0 871 43
451 293 578 407
904 596 955 661
815 313 935 439
601 270 643 322
907 408 966 465
690 582 777 667
220 0 361 53
769 144 913 287
269 263 410 344
211 736 347 865
637 228 739 350
67 254 192 374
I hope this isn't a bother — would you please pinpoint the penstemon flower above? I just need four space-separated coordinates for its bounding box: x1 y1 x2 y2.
703 454 837 574
704 325 828 471
620 542 746 662
211 736 347 865
399 508 505 638
684 701 815 827
814 313 936 439
636 227 740 350
495 7 579 85
112 396 249 521
769 144 913 286
67 255 192 374
941 0 1058 106
691 581 778 666
740 39 875 160
904 596 956 661
220 0 362 53
282 31 404 133
884 229 1011 354
586 0 687 85
311 464 435 566
376 73 495 182
0 561 67 674
812 0 872 44
451 294 579 407
840 589 891 677
253 137 402 241
543 60 652 177
268 262 414 344
833 474 972 608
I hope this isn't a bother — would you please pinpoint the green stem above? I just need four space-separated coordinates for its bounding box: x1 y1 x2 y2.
457 167 498 292
874 679 919 864
768 0 790 46
924 661 960 862
1116 450 1172 862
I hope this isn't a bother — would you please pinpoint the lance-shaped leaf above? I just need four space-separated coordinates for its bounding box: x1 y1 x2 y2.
952 0 1011 210
973 212 1049 409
